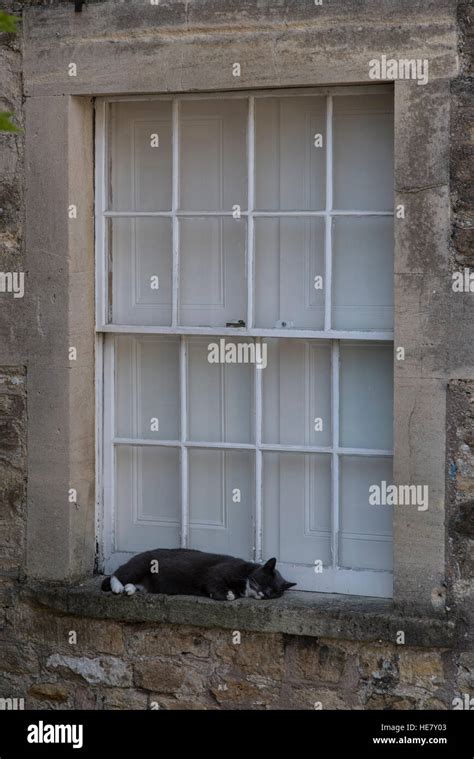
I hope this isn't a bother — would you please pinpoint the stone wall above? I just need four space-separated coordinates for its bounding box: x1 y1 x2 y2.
446 380 474 695
0 368 26 578
0 0 472 710
445 0 474 702
0 0 28 633
0 599 458 710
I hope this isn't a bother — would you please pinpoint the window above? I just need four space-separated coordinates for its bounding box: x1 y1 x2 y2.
97 87 394 597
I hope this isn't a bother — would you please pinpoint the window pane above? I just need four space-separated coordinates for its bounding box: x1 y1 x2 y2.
116 446 180 551
115 335 180 441
254 218 325 329
109 101 172 212
333 94 393 211
187 338 254 444
179 217 246 327
263 452 331 565
104 92 395 592
188 449 254 559
110 218 172 325
340 343 393 450
262 339 331 446
179 99 247 211
332 216 393 330
339 455 393 570
255 96 326 211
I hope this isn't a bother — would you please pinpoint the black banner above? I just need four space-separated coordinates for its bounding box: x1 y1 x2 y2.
0 710 471 756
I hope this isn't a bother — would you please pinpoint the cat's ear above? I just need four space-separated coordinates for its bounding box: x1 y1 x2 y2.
283 581 297 590
263 557 277 573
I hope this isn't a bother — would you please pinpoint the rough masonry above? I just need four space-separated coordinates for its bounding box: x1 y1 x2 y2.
0 0 472 710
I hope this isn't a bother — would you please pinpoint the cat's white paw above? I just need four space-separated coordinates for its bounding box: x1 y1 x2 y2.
226 591 236 601
110 576 124 594
124 583 137 595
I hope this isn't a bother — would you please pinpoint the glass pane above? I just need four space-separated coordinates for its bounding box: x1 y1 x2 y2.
179 99 247 211
263 452 331 565
188 449 254 559
262 339 331 446
109 101 172 212
255 96 326 211
254 218 325 329
332 216 393 330
333 94 394 211
110 218 172 325
187 338 254 444
179 217 246 327
115 335 180 441
339 455 393 570
340 343 393 450
116 446 180 551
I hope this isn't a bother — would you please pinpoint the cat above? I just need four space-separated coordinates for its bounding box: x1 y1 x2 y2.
101 548 296 601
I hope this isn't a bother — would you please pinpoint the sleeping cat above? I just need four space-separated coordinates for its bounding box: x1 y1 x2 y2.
101 548 296 601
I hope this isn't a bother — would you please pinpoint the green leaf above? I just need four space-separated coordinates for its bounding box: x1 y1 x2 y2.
0 11 20 34
0 112 21 133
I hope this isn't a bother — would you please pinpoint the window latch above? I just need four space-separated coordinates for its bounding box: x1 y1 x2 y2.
225 320 246 328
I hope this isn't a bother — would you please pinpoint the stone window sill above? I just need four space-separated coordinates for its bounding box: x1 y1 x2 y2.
21 580 457 649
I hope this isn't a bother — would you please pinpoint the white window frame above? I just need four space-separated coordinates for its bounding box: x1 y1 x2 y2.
95 85 394 598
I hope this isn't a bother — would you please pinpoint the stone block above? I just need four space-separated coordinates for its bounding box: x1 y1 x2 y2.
126 624 211 659
134 660 187 694
28 682 69 703
213 630 284 680
285 639 347 685
210 673 280 709
16 608 125 656
96 688 148 710
283 685 351 710
398 650 444 688
46 654 132 687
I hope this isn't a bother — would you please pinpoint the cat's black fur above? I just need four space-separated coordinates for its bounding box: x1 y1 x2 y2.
101 548 296 600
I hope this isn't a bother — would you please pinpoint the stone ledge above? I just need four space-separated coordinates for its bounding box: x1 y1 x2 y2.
21 580 458 649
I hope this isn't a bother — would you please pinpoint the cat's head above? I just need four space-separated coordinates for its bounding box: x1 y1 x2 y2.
249 558 296 599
